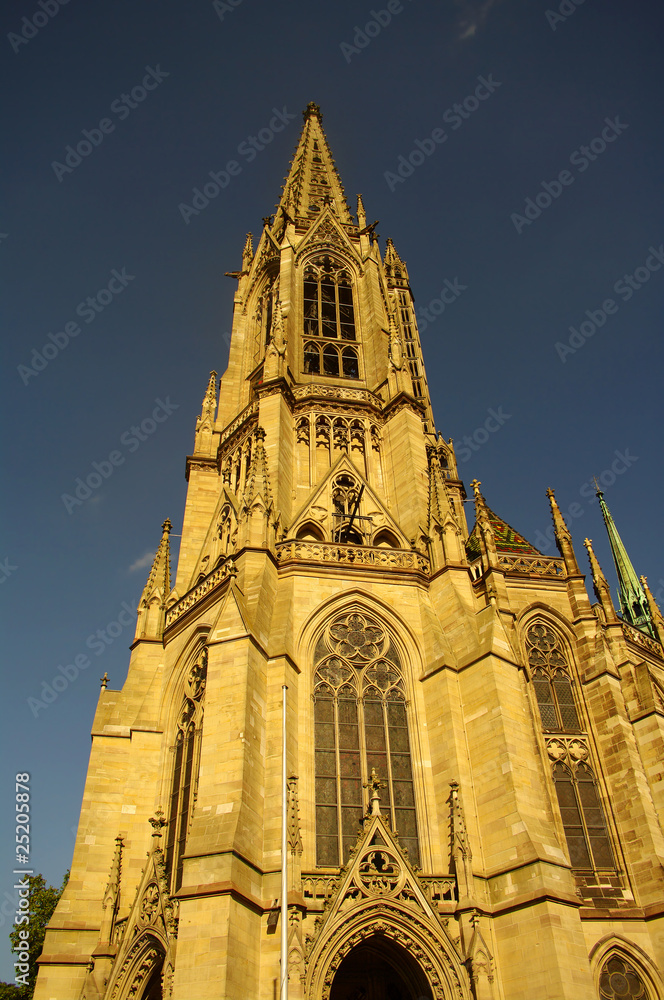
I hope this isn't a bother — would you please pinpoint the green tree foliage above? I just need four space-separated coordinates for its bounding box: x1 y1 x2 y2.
0 982 24 999
1 871 69 999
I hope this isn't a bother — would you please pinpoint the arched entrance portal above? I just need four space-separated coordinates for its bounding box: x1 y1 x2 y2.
330 936 434 1000
139 962 163 1000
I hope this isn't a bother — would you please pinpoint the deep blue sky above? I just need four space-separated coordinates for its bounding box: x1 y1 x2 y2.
1 0 662 980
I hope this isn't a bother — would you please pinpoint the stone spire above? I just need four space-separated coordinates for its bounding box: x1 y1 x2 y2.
595 485 654 636
640 576 664 646
425 445 463 568
546 488 580 574
238 427 276 547
449 781 473 900
384 237 409 283
583 537 619 624
136 519 172 640
470 480 499 569
194 370 219 456
356 192 366 230
99 835 123 944
242 232 253 270
275 102 354 224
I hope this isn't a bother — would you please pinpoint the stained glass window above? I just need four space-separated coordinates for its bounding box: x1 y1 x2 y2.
313 612 419 866
527 623 615 874
599 955 650 999
526 623 581 732
553 762 614 871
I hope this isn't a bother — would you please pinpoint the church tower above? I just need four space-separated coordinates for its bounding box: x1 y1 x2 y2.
35 104 664 1000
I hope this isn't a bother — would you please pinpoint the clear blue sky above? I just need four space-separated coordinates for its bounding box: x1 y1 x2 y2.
1 0 662 980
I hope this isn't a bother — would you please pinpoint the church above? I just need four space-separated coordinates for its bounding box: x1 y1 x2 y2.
35 102 664 1000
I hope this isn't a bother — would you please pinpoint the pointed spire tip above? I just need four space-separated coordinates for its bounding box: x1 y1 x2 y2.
303 101 322 121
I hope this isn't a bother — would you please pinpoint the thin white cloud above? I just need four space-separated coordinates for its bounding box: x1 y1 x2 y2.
128 550 155 573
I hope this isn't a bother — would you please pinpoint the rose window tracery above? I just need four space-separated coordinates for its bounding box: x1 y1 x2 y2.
329 614 384 661
357 847 402 895
599 956 649 999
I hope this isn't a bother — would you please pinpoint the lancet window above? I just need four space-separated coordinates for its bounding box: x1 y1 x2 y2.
552 760 615 870
252 273 277 361
303 255 359 378
166 648 207 892
398 291 422 397
313 611 419 867
526 623 615 872
526 623 581 732
304 256 355 340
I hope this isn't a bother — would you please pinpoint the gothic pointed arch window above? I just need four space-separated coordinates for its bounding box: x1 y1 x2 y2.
302 255 360 379
165 647 207 892
526 622 615 873
313 611 419 867
552 760 614 870
599 954 652 999
526 622 581 732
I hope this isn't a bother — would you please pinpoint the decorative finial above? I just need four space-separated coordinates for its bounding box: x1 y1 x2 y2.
469 479 482 498
364 768 387 817
303 102 322 121
255 425 267 442
100 672 109 690
162 518 172 535
149 808 167 849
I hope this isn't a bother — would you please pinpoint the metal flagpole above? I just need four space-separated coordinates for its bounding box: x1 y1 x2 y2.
281 684 288 1000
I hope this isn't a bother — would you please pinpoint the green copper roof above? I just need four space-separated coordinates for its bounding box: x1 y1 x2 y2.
595 487 654 637
466 506 543 560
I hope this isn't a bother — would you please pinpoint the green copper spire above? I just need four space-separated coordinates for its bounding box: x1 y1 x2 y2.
595 482 654 637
